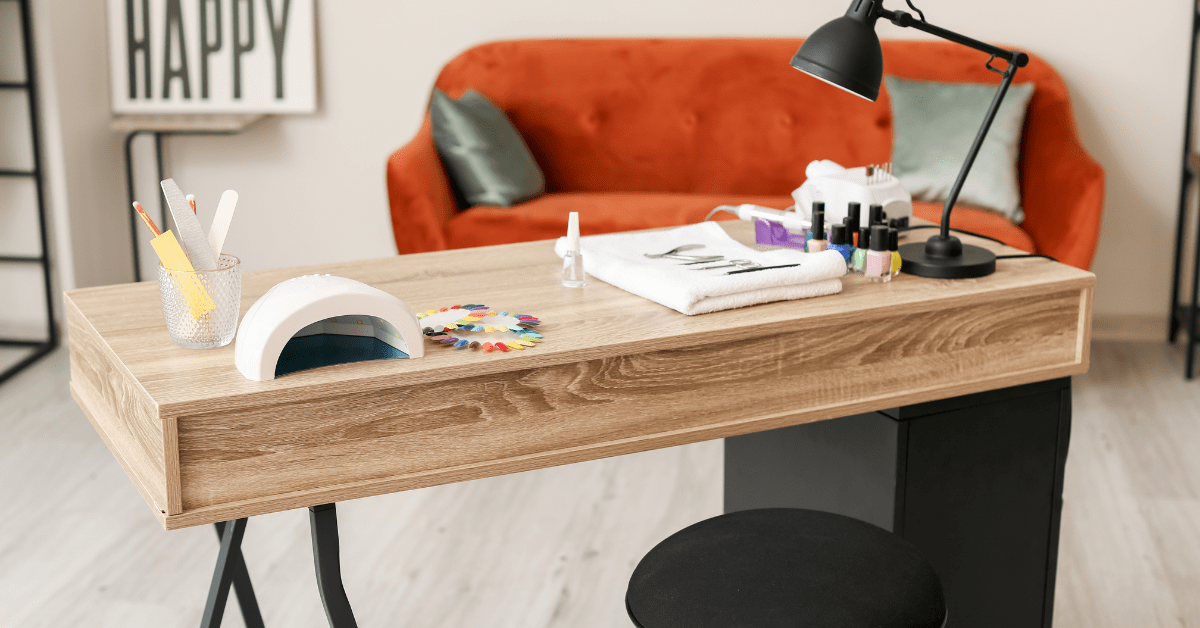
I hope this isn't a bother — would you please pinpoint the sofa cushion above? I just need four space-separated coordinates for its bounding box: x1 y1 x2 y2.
887 77 1035 223
445 192 1036 254
430 88 546 207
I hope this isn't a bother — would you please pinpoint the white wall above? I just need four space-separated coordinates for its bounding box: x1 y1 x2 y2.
29 0 1196 322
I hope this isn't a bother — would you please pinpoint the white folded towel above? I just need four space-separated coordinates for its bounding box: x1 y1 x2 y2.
554 222 846 315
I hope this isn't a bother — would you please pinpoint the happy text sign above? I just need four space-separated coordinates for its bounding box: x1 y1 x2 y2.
107 0 316 114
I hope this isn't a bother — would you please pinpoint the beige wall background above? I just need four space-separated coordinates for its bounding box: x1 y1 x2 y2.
6 0 1192 332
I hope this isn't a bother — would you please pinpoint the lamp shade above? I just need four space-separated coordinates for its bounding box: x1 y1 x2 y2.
789 1 884 101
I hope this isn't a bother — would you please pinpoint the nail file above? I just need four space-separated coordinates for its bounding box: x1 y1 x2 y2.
207 190 238 257
160 178 218 270
150 231 215 319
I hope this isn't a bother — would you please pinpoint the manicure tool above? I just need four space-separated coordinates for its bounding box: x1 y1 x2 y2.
726 264 802 274
132 201 215 318
645 244 706 258
161 179 218 270
690 259 760 271
207 190 239 257
668 255 725 263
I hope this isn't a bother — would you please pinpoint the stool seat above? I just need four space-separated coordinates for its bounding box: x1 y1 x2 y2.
626 508 946 628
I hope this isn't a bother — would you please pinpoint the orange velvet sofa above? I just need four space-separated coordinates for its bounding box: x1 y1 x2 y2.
387 39 1103 269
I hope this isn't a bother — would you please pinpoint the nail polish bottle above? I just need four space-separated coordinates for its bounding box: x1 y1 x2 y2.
889 228 902 278
562 211 586 287
866 224 891 282
869 204 884 226
806 207 827 252
846 202 861 246
828 224 853 266
851 226 870 274
808 201 826 242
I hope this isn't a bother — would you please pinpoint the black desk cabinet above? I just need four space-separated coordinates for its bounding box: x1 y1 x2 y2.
726 378 1071 628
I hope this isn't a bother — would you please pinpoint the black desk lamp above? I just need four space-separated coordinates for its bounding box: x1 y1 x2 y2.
790 0 1029 279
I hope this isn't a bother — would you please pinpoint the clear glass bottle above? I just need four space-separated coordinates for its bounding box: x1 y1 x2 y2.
562 251 586 287
562 212 586 288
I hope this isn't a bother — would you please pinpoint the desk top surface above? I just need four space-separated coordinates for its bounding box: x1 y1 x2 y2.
65 220 1095 528
66 221 1092 416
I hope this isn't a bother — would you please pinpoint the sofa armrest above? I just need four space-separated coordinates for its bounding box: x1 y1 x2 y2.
386 115 459 254
1018 104 1105 270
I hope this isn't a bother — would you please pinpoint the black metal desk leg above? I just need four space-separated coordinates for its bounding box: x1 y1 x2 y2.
123 130 144 282
154 131 168 232
201 518 250 628
212 521 266 628
309 504 359 628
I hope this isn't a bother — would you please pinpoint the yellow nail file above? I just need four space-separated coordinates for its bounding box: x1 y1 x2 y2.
151 230 215 319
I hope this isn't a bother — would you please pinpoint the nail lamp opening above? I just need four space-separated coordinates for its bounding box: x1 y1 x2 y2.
234 275 424 381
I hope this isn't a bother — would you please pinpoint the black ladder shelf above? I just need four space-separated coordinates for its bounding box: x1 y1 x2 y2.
0 0 58 385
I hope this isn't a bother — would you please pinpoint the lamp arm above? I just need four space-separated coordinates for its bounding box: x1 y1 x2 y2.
934 62 1018 237
879 8 1022 64
875 2 1031 239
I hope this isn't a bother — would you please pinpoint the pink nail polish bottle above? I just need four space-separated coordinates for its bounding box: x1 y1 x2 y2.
866 225 891 282
806 207 827 253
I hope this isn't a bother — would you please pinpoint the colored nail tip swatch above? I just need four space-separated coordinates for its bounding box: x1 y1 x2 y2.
469 341 481 349
451 305 461 309
483 343 494 353
496 343 509 351
508 343 525 350
455 340 469 348
496 326 509 332
516 340 535 346
422 327 433 334
485 326 495 332
439 307 448 312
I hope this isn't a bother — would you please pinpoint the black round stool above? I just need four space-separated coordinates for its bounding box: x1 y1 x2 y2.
626 508 946 628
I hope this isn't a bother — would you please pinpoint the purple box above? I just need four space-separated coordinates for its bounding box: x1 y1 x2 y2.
754 218 806 249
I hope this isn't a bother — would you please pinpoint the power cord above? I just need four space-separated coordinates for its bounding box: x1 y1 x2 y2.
898 224 1007 246
905 0 926 22
704 206 740 222
898 225 1058 263
996 253 1059 262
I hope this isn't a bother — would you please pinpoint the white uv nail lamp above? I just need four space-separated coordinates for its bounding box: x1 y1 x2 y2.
234 275 424 381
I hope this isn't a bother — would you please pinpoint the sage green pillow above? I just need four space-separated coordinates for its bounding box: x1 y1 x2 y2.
885 76 1035 223
430 88 546 208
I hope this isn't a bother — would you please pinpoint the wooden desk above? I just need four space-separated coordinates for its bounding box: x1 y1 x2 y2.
66 221 1093 627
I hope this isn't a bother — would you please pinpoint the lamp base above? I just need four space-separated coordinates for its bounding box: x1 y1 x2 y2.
899 241 996 279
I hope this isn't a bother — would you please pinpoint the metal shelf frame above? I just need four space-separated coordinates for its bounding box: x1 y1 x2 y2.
0 0 58 386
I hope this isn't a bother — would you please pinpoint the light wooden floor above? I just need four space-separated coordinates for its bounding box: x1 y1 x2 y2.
0 342 1196 627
